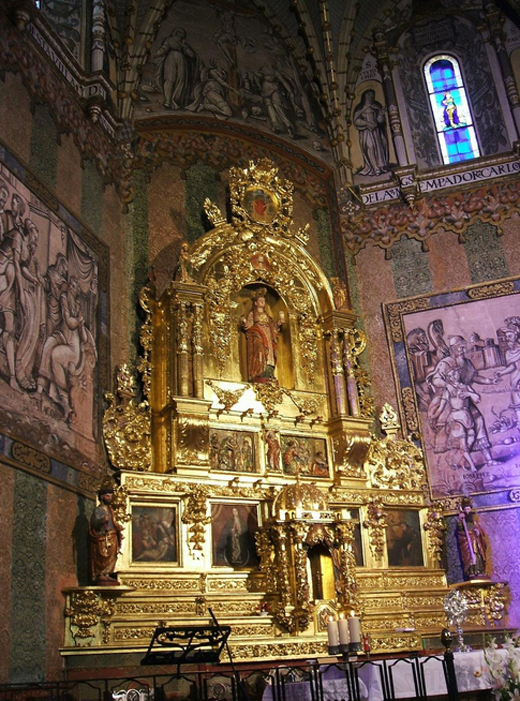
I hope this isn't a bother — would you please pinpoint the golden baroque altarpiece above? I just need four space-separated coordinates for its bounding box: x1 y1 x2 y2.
62 161 503 662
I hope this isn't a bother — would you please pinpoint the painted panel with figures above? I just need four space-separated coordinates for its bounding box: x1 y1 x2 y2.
134 0 328 157
385 280 520 499
280 434 329 478
0 156 107 477
209 428 257 473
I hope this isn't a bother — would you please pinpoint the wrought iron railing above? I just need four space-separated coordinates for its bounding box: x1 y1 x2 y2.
0 652 463 701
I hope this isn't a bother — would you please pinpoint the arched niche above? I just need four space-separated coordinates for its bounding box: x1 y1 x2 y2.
194 237 330 393
236 283 294 388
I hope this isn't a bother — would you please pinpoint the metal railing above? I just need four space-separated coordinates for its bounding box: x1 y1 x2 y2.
0 652 461 701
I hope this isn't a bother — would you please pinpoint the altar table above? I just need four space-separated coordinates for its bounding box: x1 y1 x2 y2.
261 649 498 701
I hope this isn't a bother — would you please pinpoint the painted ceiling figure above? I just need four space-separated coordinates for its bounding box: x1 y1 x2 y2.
154 27 200 109
241 287 284 383
187 59 238 117
353 89 389 177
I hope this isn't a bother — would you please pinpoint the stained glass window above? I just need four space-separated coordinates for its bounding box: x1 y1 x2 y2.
424 55 480 165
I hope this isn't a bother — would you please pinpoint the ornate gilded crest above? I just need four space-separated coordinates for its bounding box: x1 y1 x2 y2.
229 159 293 233
103 364 151 471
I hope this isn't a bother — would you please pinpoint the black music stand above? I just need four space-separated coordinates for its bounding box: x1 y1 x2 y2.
141 624 231 672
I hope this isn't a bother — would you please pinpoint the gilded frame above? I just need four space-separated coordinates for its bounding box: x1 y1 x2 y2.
211 501 260 569
130 502 180 567
384 277 520 499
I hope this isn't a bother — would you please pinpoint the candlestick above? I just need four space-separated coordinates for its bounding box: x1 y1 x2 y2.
348 613 361 643
348 612 362 653
338 615 350 646
327 617 340 654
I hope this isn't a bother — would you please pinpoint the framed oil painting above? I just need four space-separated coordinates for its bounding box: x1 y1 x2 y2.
209 428 257 473
386 509 424 567
385 278 520 499
211 503 259 569
0 147 108 483
280 435 329 478
132 505 178 564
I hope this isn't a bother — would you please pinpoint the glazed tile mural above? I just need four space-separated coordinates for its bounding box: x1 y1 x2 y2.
352 198 520 624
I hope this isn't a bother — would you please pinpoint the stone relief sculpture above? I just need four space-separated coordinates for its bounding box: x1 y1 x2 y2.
353 89 389 177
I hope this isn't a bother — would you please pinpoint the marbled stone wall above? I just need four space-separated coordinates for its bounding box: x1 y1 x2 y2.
348 207 520 627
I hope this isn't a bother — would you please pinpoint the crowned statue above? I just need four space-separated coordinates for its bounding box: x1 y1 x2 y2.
240 287 285 384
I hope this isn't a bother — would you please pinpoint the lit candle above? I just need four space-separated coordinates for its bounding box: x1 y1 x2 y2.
338 614 350 646
327 617 339 647
348 612 362 643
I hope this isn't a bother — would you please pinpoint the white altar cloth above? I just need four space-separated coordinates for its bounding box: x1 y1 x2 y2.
261 649 499 701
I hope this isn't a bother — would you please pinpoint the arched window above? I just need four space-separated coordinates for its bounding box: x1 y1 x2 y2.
424 55 480 165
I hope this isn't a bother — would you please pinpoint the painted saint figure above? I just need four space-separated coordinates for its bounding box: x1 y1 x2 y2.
266 430 281 472
154 27 200 109
89 480 122 584
442 91 462 128
241 287 284 383
353 89 389 177
494 317 520 427
187 59 238 118
456 497 488 580
37 276 97 421
0 216 43 391
427 335 499 467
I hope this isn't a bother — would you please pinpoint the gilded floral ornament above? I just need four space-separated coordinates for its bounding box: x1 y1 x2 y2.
111 485 132 527
363 497 387 559
136 285 154 400
379 403 400 434
103 364 152 471
181 485 212 551
253 380 285 416
251 381 322 419
424 503 447 564
343 329 373 418
207 380 250 412
65 590 116 643
365 403 426 490
203 197 227 227
365 434 426 491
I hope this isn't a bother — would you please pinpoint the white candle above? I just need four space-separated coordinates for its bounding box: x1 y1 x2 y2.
327 617 339 647
338 615 350 645
348 613 362 643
